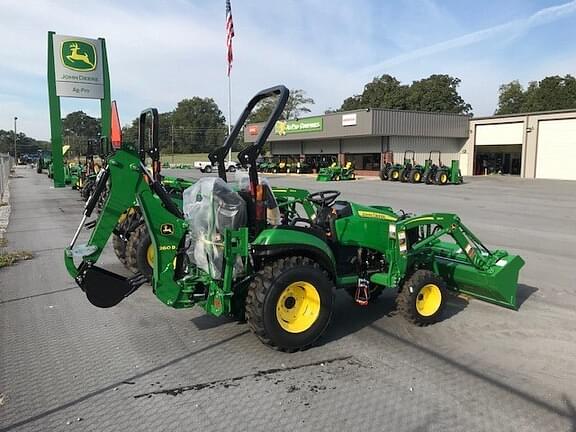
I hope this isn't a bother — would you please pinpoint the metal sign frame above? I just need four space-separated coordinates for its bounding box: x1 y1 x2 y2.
47 31 111 187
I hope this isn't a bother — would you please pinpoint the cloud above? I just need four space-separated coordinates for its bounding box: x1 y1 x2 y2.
1 0 575 139
363 0 576 74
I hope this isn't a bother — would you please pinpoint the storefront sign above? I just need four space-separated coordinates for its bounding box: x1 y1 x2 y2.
275 117 323 135
52 34 104 99
342 113 357 126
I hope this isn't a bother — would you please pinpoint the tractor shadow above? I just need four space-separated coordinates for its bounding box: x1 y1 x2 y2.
516 283 539 308
190 314 236 330
321 289 468 345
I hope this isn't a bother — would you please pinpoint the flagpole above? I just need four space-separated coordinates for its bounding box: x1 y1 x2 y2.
228 73 232 163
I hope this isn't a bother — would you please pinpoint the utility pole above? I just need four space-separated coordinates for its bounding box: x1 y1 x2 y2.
13 117 18 162
171 123 175 164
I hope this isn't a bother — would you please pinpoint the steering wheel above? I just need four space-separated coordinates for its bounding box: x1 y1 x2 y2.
307 190 341 207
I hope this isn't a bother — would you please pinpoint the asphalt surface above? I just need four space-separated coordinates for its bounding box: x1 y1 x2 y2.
1 166 575 432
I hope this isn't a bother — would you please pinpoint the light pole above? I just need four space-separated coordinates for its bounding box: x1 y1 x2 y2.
13 117 18 161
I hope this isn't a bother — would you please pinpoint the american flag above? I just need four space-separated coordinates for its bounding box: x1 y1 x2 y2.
226 0 235 76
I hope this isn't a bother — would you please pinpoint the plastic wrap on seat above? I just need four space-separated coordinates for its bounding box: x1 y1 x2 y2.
182 177 247 279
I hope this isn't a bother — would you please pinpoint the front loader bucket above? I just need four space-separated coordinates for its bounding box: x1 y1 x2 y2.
434 248 525 310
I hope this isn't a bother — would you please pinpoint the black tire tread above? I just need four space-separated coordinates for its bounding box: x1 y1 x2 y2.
396 269 447 326
245 256 333 352
125 222 148 275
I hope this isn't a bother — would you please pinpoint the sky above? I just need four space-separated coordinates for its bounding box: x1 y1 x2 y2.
1 0 576 140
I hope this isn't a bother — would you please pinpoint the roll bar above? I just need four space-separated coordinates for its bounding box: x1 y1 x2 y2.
138 108 161 182
209 85 289 185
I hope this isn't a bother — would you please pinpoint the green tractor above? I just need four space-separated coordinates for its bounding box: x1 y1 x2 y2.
316 161 355 182
423 151 463 185
65 86 524 352
387 150 414 182
294 158 312 174
379 151 394 180
407 155 430 184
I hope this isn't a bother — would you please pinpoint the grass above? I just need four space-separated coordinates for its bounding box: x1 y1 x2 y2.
0 238 33 268
0 250 33 268
160 153 239 165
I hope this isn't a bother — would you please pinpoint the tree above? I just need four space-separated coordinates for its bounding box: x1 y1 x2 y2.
171 97 226 153
0 130 44 155
339 74 471 114
341 74 409 111
61 111 100 137
495 75 576 114
495 81 526 115
407 75 472 114
247 89 315 123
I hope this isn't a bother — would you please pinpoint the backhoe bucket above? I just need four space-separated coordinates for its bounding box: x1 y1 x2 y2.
78 266 142 308
434 247 524 309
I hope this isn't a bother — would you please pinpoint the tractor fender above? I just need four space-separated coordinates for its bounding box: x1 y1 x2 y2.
251 227 337 279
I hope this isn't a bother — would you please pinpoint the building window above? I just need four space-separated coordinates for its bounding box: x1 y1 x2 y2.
345 153 381 170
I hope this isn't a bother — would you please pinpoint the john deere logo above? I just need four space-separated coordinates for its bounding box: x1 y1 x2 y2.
160 223 174 236
275 121 287 136
61 40 96 72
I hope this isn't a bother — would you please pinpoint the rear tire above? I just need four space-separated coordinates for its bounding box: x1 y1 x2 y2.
228 165 236 173
434 170 449 185
204 166 212 174
396 270 447 326
409 170 422 183
126 223 153 279
399 168 410 182
245 256 334 351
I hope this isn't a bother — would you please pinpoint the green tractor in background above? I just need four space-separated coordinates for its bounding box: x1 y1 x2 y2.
379 151 394 180
37 149 52 174
294 158 312 174
387 150 415 182
316 161 355 182
65 86 524 352
423 151 463 185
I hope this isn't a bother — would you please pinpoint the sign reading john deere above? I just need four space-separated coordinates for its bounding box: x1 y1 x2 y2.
275 117 323 136
53 35 104 99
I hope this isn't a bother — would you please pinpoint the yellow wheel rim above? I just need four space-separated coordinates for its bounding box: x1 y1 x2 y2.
146 244 155 267
414 172 421 182
392 171 399 179
441 174 448 183
276 281 321 333
416 284 442 317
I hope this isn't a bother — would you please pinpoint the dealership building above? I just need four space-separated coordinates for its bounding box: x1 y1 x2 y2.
244 108 576 180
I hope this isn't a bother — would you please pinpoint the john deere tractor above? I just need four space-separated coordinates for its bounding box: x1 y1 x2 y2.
65 86 523 352
423 151 463 185
316 161 355 182
388 150 415 182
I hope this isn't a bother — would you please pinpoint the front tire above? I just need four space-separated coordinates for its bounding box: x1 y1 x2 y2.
396 270 447 326
389 168 400 181
245 257 335 351
204 165 213 174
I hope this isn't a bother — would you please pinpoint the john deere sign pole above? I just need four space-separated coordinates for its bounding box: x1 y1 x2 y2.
47 32 111 187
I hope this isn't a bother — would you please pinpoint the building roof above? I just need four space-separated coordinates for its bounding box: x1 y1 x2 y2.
244 108 469 143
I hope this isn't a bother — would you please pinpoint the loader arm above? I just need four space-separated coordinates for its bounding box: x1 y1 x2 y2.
395 213 525 309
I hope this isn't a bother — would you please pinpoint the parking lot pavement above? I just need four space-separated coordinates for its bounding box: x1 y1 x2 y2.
1 167 575 432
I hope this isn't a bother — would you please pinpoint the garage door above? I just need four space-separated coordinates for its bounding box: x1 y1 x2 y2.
475 123 523 145
536 119 576 180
